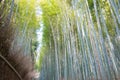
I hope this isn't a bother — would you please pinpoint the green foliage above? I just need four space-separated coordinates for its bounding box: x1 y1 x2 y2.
40 0 61 15
15 0 39 32
40 0 61 45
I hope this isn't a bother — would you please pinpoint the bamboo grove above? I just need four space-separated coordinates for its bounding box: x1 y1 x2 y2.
39 0 120 80
0 0 120 80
